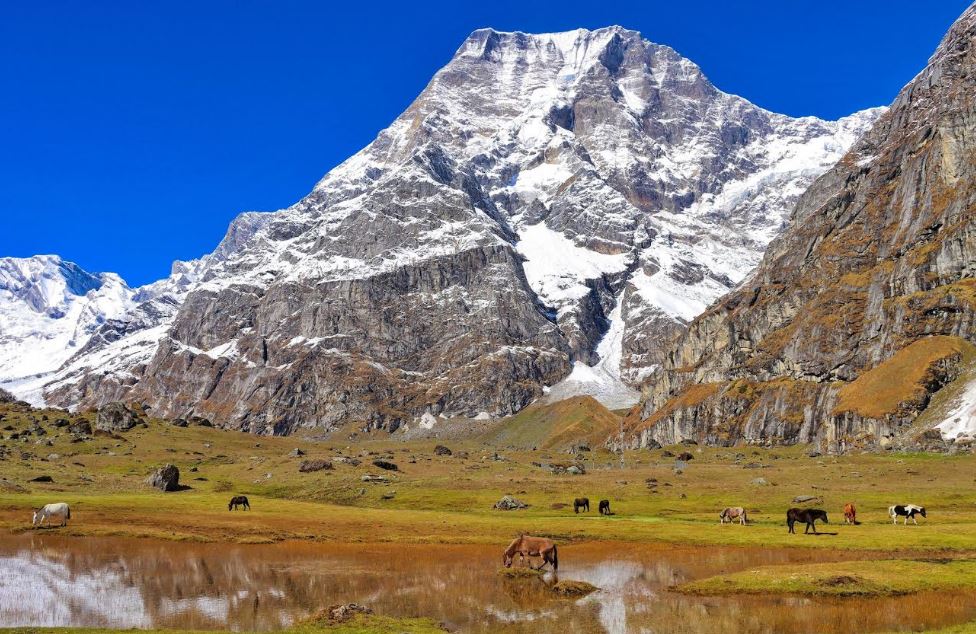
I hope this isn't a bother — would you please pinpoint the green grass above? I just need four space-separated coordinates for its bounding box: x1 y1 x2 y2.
679 558 976 597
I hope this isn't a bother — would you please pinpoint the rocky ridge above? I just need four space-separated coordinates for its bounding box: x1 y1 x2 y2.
628 5 976 450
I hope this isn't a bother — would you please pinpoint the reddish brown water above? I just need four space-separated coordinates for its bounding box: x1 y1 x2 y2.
1 535 975 633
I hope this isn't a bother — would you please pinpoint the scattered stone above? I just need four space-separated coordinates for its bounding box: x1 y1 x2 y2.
455 451 469 459
493 495 528 510
677 452 694 461
170 418 189 428
751 477 770 486
45 454 60 461
299 459 333 473
52 418 70 428
188 416 213 427
792 495 823 504
96 402 139 432
661 450 675 458
381 490 396 500
361 474 390 483
147 464 181 491
324 603 372 623
29 475 53 483
807 450 822 458
433 444 452 456
69 420 92 435
372 459 398 471
288 448 306 458
566 465 584 475
334 456 362 466
742 462 764 469
644 439 662 450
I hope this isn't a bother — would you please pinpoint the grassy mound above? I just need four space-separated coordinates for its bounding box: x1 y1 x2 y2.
679 558 976 597
481 396 620 450
834 336 976 419
550 579 599 597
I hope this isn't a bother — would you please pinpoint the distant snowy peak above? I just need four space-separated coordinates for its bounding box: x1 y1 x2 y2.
0 256 134 381
12 26 882 427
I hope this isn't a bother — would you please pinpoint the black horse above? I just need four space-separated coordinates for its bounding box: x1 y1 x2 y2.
573 497 590 514
598 499 612 515
787 507 828 534
228 495 250 511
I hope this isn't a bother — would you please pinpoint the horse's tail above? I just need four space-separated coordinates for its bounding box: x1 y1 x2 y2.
66 507 70 519
552 544 558 571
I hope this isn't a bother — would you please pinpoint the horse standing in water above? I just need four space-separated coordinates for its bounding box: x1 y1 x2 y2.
502 534 558 571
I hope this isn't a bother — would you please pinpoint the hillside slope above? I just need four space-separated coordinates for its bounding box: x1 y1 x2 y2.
629 4 976 450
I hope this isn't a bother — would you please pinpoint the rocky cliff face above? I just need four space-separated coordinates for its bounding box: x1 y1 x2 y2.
629 5 976 450
15 27 877 433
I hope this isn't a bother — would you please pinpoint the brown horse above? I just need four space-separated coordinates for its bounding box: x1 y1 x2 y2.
228 495 250 511
502 534 558 571
787 508 828 534
843 503 856 525
598 499 611 515
573 497 589 514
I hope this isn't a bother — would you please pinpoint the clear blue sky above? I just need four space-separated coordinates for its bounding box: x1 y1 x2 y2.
1 1 970 286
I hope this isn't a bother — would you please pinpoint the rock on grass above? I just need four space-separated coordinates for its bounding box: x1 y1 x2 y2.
299 459 333 473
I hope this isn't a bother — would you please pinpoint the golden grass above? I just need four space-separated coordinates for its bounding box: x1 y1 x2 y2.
834 336 976 418
480 395 620 450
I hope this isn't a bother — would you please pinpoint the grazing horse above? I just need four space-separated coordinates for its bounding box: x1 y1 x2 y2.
228 495 250 511
32 503 70 528
843 503 856 525
890 504 926 525
787 508 828 534
502 534 558 571
719 507 748 525
598 499 611 515
573 497 590 514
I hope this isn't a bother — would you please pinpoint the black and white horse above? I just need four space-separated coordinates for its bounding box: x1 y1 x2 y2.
889 504 926 525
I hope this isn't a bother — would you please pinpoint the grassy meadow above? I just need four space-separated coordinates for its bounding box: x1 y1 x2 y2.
2 398 976 632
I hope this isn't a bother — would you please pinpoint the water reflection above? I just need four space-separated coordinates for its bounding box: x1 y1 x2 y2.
0 535 974 633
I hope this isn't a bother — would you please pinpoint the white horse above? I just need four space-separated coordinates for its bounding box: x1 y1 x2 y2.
32 502 71 528
719 506 748 525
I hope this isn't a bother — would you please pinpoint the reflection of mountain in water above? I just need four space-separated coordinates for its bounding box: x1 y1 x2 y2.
2 536 976 633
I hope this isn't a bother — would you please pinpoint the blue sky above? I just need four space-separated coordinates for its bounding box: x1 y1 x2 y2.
1 1 969 286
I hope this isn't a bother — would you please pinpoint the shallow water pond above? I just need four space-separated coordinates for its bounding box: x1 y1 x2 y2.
1 535 975 633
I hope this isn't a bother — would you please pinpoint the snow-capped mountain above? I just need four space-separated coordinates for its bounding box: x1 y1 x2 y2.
5 27 880 433
0 256 136 381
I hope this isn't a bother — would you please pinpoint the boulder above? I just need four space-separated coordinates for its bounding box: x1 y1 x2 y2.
29 475 53 483
493 495 528 510
372 459 398 471
677 452 694 461
288 448 306 457
188 416 213 427
299 459 333 473
750 477 770 486
361 474 390 483
170 418 189 428
792 495 823 504
69 419 92 435
0 388 15 403
334 456 361 466
566 465 584 475
806 450 822 458
147 464 180 491
433 444 452 456
96 402 139 433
